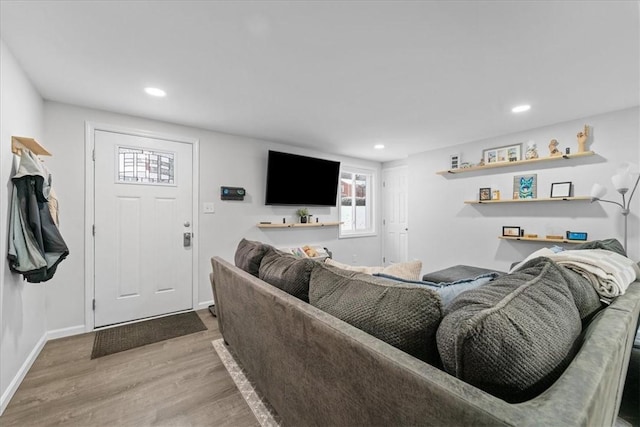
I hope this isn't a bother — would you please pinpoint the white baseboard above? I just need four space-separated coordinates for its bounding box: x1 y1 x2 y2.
197 300 214 310
47 325 86 340
0 332 47 416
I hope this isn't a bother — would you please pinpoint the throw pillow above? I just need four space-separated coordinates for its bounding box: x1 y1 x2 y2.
437 257 582 402
323 258 383 274
381 260 422 281
259 247 315 302
234 238 272 277
309 263 443 363
324 258 422 280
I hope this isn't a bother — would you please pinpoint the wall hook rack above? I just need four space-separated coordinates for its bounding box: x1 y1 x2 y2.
11 136 52 156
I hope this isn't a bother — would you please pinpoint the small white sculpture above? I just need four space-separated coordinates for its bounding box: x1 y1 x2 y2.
525 141 539 160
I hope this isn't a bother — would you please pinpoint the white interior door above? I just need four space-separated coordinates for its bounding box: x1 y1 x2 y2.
94 130 193 327
382 167 409 265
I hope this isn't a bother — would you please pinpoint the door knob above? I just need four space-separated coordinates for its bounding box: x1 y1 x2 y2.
184 221 191 227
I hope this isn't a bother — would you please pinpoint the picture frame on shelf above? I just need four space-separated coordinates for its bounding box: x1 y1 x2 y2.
550 181 572 198
450 153 460 169
502 226 521 237
513 173 537 199
479 187 492 201
483 143 522 164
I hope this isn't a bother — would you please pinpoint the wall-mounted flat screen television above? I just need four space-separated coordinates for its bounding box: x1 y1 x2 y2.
265 150 340 206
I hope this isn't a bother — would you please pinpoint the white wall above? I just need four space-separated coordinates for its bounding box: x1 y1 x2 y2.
408 107 640 273
0 40 47 414
43 101 382 332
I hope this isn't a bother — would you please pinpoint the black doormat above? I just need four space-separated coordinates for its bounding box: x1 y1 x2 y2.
91 311 207 359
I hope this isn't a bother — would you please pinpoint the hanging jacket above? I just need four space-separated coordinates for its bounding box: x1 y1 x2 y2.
7 149 69 282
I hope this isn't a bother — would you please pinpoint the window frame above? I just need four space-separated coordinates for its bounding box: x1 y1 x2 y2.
339 166 376 238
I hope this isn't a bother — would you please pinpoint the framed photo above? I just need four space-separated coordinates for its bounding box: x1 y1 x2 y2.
479 187 492 201
513 173 537 199
550 182 572 198
483 143 522 164
502 226 521 237
450 153 460 170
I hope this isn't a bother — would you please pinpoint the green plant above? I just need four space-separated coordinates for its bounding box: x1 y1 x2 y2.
296 208 309 217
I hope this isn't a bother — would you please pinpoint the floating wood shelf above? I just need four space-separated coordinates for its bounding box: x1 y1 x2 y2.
436 151 595 175
11 136 52 156
257 221 342 229
499 236 590 244
465 196 592 204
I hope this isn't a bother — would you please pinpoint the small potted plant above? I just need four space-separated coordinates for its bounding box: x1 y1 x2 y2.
296 208 309 223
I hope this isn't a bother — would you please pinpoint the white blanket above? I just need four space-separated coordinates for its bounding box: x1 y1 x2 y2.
510 249 640 298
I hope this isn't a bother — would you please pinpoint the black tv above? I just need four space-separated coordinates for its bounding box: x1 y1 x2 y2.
265 150 340 206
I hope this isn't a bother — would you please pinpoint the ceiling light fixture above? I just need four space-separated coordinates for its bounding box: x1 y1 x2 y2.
374 144 385 150
144 87 166 97
511 104 531 113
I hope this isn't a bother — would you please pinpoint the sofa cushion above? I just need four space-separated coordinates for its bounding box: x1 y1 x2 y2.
573 238 626 257
259 247 315 302
324 258 422 280
234 238 272 277
309 263 443 363
436 257 582 402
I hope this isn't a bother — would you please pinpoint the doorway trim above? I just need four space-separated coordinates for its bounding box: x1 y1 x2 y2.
84 122 200 332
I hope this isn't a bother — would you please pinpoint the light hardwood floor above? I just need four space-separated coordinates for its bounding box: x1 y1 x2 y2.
0 310 258 427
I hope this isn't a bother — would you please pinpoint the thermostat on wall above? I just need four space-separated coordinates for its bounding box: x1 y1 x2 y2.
220 186 246 201
566 231 588 241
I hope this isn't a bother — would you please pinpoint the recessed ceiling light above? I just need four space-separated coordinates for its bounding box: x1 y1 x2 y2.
144 87 166 97
374 144 385 150
511 104 531 113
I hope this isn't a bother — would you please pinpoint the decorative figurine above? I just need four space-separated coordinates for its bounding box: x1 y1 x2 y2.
525 141 539 160
576 124 589 153
548 139 561 157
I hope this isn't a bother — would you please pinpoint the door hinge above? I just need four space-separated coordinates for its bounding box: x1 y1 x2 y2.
92 224 95 236
92 149 95 161
383 257 386 263
92 299 96 310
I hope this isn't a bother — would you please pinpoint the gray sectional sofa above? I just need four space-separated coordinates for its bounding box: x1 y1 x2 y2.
210 239 640 426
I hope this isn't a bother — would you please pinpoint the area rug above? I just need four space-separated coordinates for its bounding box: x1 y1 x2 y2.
91 311 207 359
212 339 281 427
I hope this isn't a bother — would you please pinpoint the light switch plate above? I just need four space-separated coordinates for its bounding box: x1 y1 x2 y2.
203 202 215 214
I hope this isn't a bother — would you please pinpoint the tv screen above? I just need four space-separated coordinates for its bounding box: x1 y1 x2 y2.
265 150 340 206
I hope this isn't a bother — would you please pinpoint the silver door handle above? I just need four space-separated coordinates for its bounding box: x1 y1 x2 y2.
183 232 192 247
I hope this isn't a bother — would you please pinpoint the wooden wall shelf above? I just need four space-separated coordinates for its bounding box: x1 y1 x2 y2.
257 221 342 229
499 236 589 244
465 196 592 204
436 151 595 175
11 136 52 156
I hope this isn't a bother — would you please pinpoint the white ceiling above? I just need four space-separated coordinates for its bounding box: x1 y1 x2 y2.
1 1 638 162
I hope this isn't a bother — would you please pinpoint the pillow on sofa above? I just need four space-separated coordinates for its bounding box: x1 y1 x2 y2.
324 258 422 280
259 247 315 302
573 238 626 257
234 238 272 277
309 263 442 363
324 258 383 274
436 257 582 402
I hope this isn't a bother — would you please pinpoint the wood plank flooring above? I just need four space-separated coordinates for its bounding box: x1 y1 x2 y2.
0 310 258 427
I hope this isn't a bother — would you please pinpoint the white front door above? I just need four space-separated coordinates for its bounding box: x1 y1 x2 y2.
382 167 409 265
94 130 193 327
